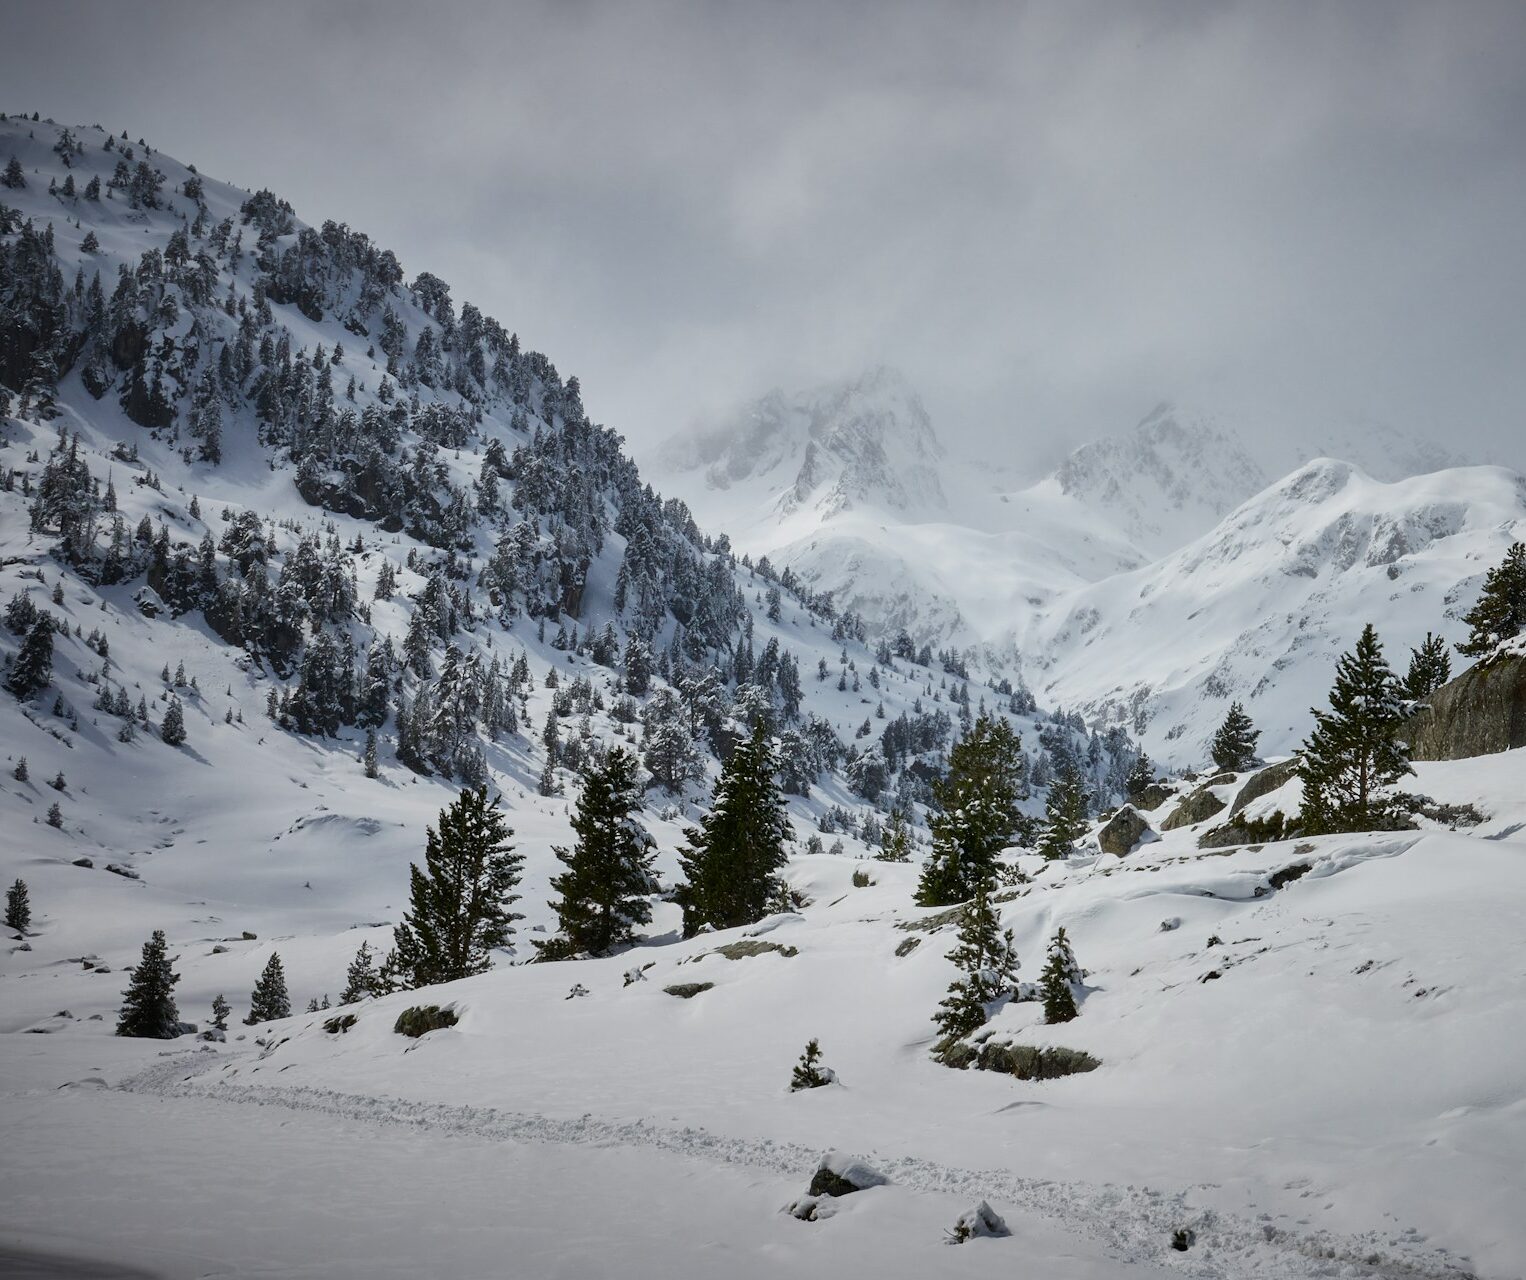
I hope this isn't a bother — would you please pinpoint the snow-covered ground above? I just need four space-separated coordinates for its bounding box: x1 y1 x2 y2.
6 751 1525 1278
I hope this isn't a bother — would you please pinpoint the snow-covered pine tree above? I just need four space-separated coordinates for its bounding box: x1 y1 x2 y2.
6 619 53 699
875 810 913 862
116 929 180 1038
160 695 187 746
1210 701 1260 773
1298 623 1413 835
543 747 656 955
1457 543 1526 657
363 728 379 779
245 951 291 1024
932 887 1018 1048
210 993 230 1032
789 1038 836 1090
386 787 523 987
1036 766 1089 860
1124 752 1155 802
1039 926 1081 1024
1403 632 1452 700
4 877 30 933
916 715 1025 905
339 941 381 1004
674 721 792 936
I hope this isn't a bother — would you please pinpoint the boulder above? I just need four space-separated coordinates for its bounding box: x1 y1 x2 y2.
808 1153 889 1198
1228 757 1301 816
662 981 714 999
1405 654 1526 761
1160 787 1226 831
1097 805 1152 855
949 1201 1011 1244
1130 782 1174 811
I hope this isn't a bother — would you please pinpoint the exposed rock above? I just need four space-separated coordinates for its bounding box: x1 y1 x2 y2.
1406 654 1526 761
105 863 140 880
1160 787 1226 831
1228 757 1302 816
1098 805 1152 855
323 1012 358 1034
949 1201 1010 1244
938 1040 1101 1080
393 1004 458 1037
1131 782 1174 811
708 939 798 961
71 857 93 869
1204 772 1238 787
663 981 714 999
1268 861 1313 890
807 1153 889 1198
897 904 966 933
894 936 921 958
1197 823 1254 849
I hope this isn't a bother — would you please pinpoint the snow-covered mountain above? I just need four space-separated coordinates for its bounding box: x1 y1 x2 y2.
1022 459 1526 762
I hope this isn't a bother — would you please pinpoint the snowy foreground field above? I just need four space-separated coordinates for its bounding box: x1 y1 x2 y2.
4 752 1524 1279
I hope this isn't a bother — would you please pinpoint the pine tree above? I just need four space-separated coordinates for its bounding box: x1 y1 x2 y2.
1403 632 1452 700
117 929 180 1038
12 756 27 782
1210 701 1260 773
6 619 53 699
1299 624 1413 835
916 715 1025 905
339 941 381 1004
932 888 1018 1046
245 951 291 1023
363 728 379 779
875 810 913 862
4 878 30 933
1039 927 1081 1024
789 1038 835 1090
46 801 62 828
674 722 792 935
387 788 524 987
543 748 656 955
1457 543 1526 657
210 993 230 1031
160 695 186 746
1036 766 1089 860
1124 753 1154 802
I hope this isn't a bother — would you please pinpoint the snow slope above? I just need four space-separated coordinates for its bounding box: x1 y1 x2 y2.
1022 460 1526 763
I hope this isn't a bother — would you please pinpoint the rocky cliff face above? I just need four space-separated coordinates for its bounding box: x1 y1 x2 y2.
1407 654 1526 761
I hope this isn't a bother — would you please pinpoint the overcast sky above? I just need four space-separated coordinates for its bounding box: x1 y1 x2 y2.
3 1 1523 467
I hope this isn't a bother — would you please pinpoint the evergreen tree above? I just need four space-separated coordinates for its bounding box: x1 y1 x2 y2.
674 722 792 935
363 728 379 779
116 929 180 1038
916 715 1025 905
932 888 1018 1046
245 951 291 1023
1124 753 1155 802
1039 927 1081 1024
339 941 381 1004
210 993 230 1032
1299 624 1413 835
12 756 27 782
6 619 53 699
1403 632 1452 700
160 695 186 746
4 877 30 933
1210 701 1260 772
789 1038 835 1090
543 748 656 955
1036 766 1089 860
1457 543 1526 657
387 788 523 987
875 810 913 862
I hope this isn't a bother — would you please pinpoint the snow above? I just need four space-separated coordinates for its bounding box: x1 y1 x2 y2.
2 116 1524 1280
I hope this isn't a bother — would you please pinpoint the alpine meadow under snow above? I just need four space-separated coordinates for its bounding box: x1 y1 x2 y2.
2 109 1525 1280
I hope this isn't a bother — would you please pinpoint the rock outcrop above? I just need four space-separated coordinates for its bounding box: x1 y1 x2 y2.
1228 757 1301 816
1160 786 1226 831
1406 654 1526 761
1098 806 1153 855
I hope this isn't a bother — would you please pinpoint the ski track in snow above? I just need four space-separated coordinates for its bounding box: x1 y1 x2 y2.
120 1051 1475 1280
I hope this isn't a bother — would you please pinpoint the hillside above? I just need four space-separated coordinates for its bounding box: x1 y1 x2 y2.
2 113 1525 1280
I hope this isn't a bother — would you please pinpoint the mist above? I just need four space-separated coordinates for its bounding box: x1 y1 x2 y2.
4 0 1523 467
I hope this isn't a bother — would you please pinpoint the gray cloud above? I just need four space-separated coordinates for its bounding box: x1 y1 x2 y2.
3 0 1523 468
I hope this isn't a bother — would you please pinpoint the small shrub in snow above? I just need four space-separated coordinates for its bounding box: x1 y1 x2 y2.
851 867 872 888
947 1200 1010 1244
393 1004 458 1037
789 1038 837 1091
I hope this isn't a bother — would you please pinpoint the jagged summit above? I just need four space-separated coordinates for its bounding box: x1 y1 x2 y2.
658 366 946 532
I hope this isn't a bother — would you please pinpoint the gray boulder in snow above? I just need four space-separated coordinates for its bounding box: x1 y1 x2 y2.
1406 654 1526 761
1160 786 1226 831
1131 782 1174 811
1098 805 1152 855
1228 757 1301 816
808 1152 888 1198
